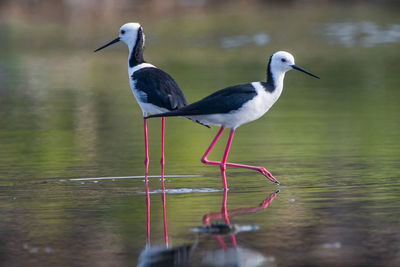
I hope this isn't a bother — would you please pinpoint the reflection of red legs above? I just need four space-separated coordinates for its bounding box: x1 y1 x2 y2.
201 127 279 185
144 179 169 247
145 178 150 246
203 190 279 249
203 190 279 224
144 176 169 248
210 189 236 249
221 189 237 248
161 190 168 247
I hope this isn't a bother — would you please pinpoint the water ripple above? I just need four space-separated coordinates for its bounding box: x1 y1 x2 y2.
318 21 400 47
63 174 202 182
147 188 223 194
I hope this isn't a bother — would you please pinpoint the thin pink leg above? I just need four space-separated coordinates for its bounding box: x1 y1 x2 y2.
161 117 166 190
221 188 230 224
160 117 168 246
144 117 151 246
219 129 235 190
145 177 150 246
201 126 225 164
144 118 149 178
219 132 238 247
201 127 279 185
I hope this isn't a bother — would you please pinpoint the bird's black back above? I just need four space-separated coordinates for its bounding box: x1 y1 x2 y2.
147 83 257 118
132 67 187 110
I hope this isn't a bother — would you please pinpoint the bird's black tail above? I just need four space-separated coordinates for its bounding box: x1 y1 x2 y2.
146 111 210 128
146 110 182 119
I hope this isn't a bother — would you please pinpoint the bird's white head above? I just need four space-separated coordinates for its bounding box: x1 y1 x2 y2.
270 51 296 74
269 51 320 79
94 22 144 52
118 23 143 47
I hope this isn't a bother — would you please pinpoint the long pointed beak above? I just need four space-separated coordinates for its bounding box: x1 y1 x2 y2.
292 65 320 79
94 37 120 52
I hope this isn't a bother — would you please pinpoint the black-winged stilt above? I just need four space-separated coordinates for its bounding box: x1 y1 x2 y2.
146 51 319 189
94 23 188 185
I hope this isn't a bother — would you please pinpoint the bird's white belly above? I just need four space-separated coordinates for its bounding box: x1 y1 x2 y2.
128 63 168 116
191 99 270 129
190 82 281 129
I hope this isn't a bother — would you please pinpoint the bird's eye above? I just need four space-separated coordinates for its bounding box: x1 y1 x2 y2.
281 58 287 63
120 30 126 34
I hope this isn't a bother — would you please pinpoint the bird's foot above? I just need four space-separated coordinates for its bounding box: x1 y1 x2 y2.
258 167 280 185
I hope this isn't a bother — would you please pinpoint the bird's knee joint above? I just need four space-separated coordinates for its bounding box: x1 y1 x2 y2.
220 164 226 172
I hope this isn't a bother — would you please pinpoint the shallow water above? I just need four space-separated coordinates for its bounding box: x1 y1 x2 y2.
1 2 400 266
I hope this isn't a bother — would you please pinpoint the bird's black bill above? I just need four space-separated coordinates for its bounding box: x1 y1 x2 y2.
292 65 320 79
94 37 120 52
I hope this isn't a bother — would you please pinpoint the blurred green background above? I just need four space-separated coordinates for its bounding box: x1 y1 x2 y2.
1 1 400 266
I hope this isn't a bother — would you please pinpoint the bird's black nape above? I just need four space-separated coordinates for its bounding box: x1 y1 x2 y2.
129 27 145 67
266 55 275 90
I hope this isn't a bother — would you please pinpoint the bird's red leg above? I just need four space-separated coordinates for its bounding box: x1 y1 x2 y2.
161 117 166 190
219 128 235 190
225 162 279 185
143 116 151 246
201 127 279 185
201 126 225 164
144 117 149 178
221 186 230 223
160 117 168 246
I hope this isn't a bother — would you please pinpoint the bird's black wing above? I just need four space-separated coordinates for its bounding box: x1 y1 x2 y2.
132 67 187 110
147 83 257 118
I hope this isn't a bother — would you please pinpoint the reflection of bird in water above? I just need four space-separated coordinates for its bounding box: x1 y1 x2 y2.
147 51 319 189
137 180 197 267
193 189 279 266
95 22 188 188
138 243 196 267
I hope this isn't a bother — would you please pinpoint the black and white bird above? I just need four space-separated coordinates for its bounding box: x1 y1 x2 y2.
94 23 187 182
147 51 319 189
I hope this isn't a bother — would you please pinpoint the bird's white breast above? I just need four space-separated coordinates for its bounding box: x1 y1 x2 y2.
128 63 169 116
128 62 155 77
190 81 284 129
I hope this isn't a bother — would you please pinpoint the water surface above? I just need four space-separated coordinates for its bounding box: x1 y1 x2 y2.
1 3 400 266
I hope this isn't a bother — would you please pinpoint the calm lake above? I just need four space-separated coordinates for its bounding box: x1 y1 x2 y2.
1 2 400 266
